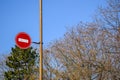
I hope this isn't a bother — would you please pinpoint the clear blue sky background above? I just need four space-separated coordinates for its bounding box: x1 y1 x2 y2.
0 0 106 54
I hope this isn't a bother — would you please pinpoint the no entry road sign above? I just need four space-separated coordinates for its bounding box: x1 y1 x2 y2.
15 32 31 49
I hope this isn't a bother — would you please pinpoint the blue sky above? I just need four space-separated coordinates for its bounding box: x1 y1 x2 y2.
0 0 105 54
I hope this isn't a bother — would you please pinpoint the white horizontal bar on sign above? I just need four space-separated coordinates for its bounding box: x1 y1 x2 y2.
18 38 29 43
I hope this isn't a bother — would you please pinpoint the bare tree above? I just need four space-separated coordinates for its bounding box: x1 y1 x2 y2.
43 21 120 80
97 0 120 79
0 54 9 79
36 0 120 80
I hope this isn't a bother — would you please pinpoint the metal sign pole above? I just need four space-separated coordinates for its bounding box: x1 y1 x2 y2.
40 0 43 80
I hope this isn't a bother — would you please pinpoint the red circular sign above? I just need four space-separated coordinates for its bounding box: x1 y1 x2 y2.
15 32 31 49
